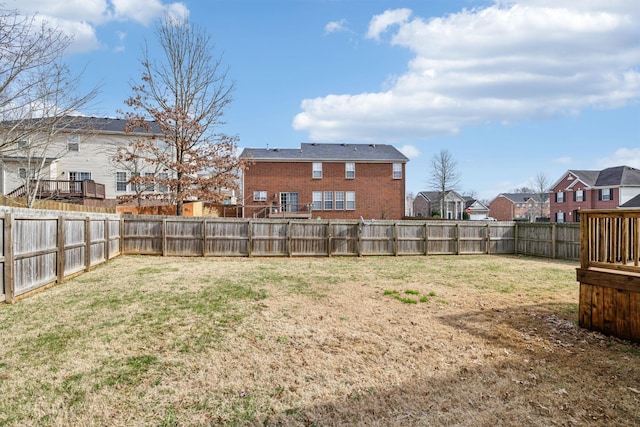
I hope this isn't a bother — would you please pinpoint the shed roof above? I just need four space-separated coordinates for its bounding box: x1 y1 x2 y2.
240 143 408 162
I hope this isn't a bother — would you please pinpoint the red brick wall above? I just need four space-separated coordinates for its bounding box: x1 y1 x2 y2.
550 176 619 222
243 161 406 219
488 196 514 221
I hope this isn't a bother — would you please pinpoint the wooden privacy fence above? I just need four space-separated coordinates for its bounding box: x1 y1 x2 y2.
2 208 582 304
1 207 121 303
120 216 579 259
577 209 640 343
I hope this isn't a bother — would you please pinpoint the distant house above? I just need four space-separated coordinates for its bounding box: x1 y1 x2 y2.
550 166 640 222
0 116 167 207
488 193 550 222
413 190 467 219
465 197 490 220
239 143 408 220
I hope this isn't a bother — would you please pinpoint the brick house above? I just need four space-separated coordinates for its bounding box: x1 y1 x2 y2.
488 193 550 222
239 143 408 220
550 166 640 222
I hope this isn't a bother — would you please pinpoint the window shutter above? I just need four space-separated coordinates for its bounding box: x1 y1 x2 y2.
598 189 602 201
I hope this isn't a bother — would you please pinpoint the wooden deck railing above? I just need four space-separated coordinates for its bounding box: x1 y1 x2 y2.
8 180 106 200
577 209 640 343
580 209 640 273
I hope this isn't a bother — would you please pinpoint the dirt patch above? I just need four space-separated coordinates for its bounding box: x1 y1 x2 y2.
0 255 638 426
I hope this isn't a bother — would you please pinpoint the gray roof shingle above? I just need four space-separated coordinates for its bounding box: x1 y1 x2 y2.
240 143 408 162
1 116 161 134
565 166 640 187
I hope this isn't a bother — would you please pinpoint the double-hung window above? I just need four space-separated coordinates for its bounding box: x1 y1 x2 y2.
335 191 345 210
158 172 169 192
392 163 402 179
574 190 584 202
312 191 322 210
324 191 333 210
345 163 355 179
599 188 612 201
556 192 564 203
312 162 322 179
116 172 127 191
144 172 155 191
67 135 79 152
346 191 355 210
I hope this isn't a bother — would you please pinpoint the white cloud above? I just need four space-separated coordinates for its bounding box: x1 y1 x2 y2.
399 144 420 159
599 148 640 169
294 2 640 142
325 19 348 34
366 8 412 41
6 0 189 53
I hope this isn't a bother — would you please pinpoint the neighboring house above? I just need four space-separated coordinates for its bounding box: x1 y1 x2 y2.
550 166 640 222
488 193 550 222
413 190 467 219
464 197 490 220
239 143 409 220
0 116 166 207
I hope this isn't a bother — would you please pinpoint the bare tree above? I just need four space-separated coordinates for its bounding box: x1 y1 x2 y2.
0 8 99 207
122 15 244 215
428 149 461 217
532 172 550 220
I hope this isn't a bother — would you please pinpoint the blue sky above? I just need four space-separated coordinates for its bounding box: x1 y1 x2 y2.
8 0 640 201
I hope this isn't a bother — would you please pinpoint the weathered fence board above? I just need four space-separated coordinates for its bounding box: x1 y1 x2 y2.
1 207 121 303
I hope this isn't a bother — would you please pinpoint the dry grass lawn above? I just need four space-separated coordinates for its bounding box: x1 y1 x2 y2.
0 255 639 426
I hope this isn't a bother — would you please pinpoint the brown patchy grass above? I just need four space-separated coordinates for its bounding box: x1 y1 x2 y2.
0 255 639 426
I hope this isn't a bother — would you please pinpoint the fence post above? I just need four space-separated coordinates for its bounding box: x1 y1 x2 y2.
327 220 332 257
162 217 167 257
514 222 519 255
202 218 207 256
287 220 292 257
57 216 65 284
486 223 491 255
104 218 110 261
424 222 428 256
85 217 91 271
551 223 557 259
456 223 460 255
4 212 15 303
393 222 398 256
356 222 362 257
247 219 253 257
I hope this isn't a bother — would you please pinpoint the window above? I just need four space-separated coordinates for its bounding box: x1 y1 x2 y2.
69 171 91 181
67 135 79 152
17 140 27 148
130 172 140 192
116 172 127 191
599 188 612 201
144 172 155 191
345 163 355 179
574 190 584 202
393 163 402 179
556 212 565 223
18 168 35 179
254 190 267 201
324 191 333 210
346 191 355 210
312 191 322 210
556 192 564 203
335 191 345 210
158 172 168 192
312 162 322 179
